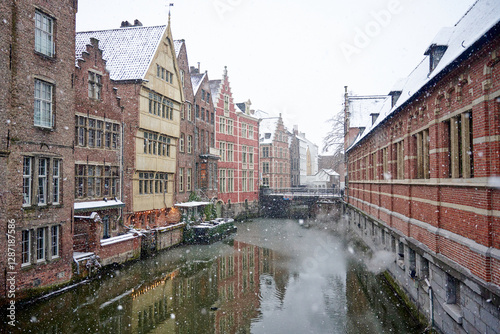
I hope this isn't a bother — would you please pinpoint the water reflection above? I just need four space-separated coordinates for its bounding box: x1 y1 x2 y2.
11 219 423 334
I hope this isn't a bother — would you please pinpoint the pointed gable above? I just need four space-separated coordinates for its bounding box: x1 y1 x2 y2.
76 25 167 81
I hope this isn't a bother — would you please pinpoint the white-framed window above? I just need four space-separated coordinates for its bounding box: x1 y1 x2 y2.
35 10 54 57
23 157 32 206
188 104 192 121
220 142 226 162
24 157 61 207
179 168 184 192
53 159 60 204
187 135 192 154
38 158 48 205
36 227 46 262
34 79 53 128
22 230 31 266
219 169 226 193
242 124 247 138
242 171 247 192
220 117 226 134
227 143 234 162
180 133 185 152
187 168 192 191
88 72 102 100
51 225 59 258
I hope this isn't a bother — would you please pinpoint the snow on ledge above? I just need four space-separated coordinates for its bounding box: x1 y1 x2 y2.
100 233 138 247
74 199 125 212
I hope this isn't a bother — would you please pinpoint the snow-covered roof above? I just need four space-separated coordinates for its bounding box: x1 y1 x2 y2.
322 169 340 176
76 25 166 81
349 0 500 151
174 39 184 57
348 95 391 130
253 109 270 119
74 199 125 212
209 80 221 104
191 72 205 95
259 117 279 144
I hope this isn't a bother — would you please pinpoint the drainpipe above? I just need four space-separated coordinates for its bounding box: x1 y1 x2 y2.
425 278 434 328
74 257 80 275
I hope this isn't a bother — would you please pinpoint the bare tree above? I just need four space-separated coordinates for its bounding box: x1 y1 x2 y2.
322 110 344 156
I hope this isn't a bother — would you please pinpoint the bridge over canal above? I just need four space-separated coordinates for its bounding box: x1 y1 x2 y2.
259 187 343 218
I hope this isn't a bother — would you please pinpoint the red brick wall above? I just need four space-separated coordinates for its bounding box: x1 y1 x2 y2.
346 32 500 284
0 0 78 298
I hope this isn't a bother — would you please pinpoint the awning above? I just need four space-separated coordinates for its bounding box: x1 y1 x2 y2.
74 199 125 213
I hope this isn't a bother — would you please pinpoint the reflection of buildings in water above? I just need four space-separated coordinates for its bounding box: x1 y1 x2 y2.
322 274 347 332
214 241 269 334
129 270 178 333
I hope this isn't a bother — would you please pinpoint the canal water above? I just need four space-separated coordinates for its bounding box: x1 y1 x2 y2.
11 218 424 333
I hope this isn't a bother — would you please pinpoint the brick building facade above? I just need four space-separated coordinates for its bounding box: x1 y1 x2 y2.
74 37 125 248
259 114 290 189
345 1 500 333
210 68 259 218
76 20 184 230
0 0 78 298
174 39 195 203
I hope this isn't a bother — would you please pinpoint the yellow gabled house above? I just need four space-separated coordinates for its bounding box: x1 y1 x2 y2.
76 18 184 230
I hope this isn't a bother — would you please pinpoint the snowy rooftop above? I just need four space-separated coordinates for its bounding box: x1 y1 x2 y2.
322 169 340 176
76 25 166 81
174 39 184 57
191 72 205 95
349 0 500 150
348 95 391 130
253 109 270 119
259 117 279 144
209 80 221 104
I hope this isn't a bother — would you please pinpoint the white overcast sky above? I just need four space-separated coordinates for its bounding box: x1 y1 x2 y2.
76 0 477 153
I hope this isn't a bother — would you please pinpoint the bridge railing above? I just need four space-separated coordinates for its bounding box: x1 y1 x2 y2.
262 187 341 197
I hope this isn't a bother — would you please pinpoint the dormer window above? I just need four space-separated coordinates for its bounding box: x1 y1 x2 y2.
264 133 271 139
425 45 448 72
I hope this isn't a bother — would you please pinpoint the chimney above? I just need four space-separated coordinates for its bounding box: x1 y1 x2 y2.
120 21 131 28
133 19 143 26
197 62 200 72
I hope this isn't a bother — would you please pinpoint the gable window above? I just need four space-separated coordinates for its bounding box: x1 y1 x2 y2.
224 95 229 112
34 79 53 128
35 11 54 57
88 72 102 100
